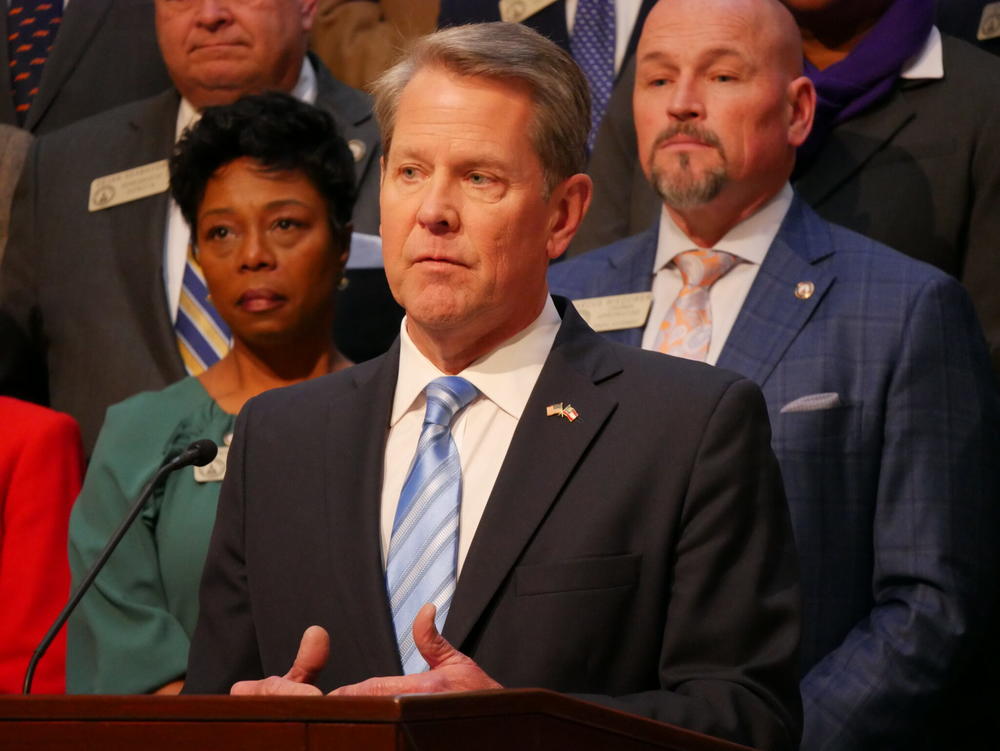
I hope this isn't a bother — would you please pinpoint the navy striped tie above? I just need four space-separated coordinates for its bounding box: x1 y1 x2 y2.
386 376 478 674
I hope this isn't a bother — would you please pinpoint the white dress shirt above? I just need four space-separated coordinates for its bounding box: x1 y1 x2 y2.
901 26 944 81
163 58 318 321
565 0 643 73
641 184 794 364
380 296 561 575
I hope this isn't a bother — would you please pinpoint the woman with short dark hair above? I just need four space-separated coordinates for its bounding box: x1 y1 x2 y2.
67 92 356 695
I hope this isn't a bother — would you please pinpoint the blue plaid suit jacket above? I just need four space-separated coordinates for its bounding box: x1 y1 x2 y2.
550 196 1000 749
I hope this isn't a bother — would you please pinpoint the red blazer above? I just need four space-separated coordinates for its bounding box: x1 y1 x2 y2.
0 398 83 694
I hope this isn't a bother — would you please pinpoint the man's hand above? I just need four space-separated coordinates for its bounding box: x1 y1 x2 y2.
230 624 330 695
329 603 503 696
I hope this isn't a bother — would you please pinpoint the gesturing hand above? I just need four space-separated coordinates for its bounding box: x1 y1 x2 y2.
229 624 330 696
329 603 502 696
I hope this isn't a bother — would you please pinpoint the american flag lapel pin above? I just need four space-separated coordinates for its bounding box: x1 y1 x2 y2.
546 402 579 422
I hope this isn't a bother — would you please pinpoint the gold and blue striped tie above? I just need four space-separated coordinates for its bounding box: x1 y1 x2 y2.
175 249 231 375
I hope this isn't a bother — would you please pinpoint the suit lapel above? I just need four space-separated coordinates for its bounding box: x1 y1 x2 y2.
24 0 113 131
605 223 658 348
323 348 405 675
312 55 379 188
717 199 836 387
795 82 918 207
108 91 186 383
444 303 622 649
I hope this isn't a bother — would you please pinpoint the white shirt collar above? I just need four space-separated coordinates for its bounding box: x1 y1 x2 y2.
653 183 794 273
391 296 562 426
174 56 319 141
901 26 944 80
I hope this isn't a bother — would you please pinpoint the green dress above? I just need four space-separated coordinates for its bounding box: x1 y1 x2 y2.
67 377 235 694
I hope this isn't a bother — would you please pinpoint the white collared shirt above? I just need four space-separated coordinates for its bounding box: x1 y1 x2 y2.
380 296 562 575
564 0 643 73
901 26 944 80
641 184 794 364
163 58 319 321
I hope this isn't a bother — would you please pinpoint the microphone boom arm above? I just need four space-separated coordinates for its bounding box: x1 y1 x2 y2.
22 439 217 694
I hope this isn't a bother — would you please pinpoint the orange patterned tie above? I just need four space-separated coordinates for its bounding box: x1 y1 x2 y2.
6 0 62 125
656 249 739 361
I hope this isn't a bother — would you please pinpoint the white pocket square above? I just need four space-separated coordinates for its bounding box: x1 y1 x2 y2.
779 392 842 414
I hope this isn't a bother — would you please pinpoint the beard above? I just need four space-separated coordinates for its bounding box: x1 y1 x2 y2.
647 124 728 208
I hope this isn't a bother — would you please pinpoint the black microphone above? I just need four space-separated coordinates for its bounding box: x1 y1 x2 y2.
22 439 219 695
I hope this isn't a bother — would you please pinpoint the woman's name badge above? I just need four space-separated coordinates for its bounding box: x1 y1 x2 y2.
194 433 232 483
571 292 653 332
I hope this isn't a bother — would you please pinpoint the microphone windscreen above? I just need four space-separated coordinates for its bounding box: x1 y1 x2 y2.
187 439 218 467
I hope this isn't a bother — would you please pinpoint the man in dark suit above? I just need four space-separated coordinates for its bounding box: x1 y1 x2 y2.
1 0 171 134
0 0 398 453
572 0 1000 380
550 0 1000 748
184 21 802 751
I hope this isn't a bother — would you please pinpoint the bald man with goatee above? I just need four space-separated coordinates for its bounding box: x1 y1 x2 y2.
551 0 1000 748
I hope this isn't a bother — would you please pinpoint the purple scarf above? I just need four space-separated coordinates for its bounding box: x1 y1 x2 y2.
797 0 935 170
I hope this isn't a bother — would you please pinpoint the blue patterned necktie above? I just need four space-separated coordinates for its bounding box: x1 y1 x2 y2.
386 376 479 674
570 0 616 150
7 0 63 125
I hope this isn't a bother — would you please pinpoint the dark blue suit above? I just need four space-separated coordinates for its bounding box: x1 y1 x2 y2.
549 197 1000 749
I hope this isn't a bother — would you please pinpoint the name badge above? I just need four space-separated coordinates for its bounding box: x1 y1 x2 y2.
89 159 170 212
979 3 1000 41
572 292 653 332
194 433 232 483
499 0 558 23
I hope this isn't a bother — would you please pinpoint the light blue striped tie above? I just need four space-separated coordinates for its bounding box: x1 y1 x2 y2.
386 376 478 674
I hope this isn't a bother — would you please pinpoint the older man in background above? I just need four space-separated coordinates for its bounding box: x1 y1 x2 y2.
0 0 397 453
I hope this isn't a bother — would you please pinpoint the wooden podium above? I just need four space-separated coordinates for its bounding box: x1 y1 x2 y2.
0 689 752 750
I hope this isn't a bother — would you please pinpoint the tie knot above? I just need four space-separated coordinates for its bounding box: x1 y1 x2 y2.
423 376 478 427
674 249 738 289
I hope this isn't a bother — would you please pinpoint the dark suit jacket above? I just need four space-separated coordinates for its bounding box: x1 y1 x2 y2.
550 198 1000 750
0 58 397 454
571 35 1000 380
0 124 31 258
0 0 171 134
936 0 1000 56
185 300 803 751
